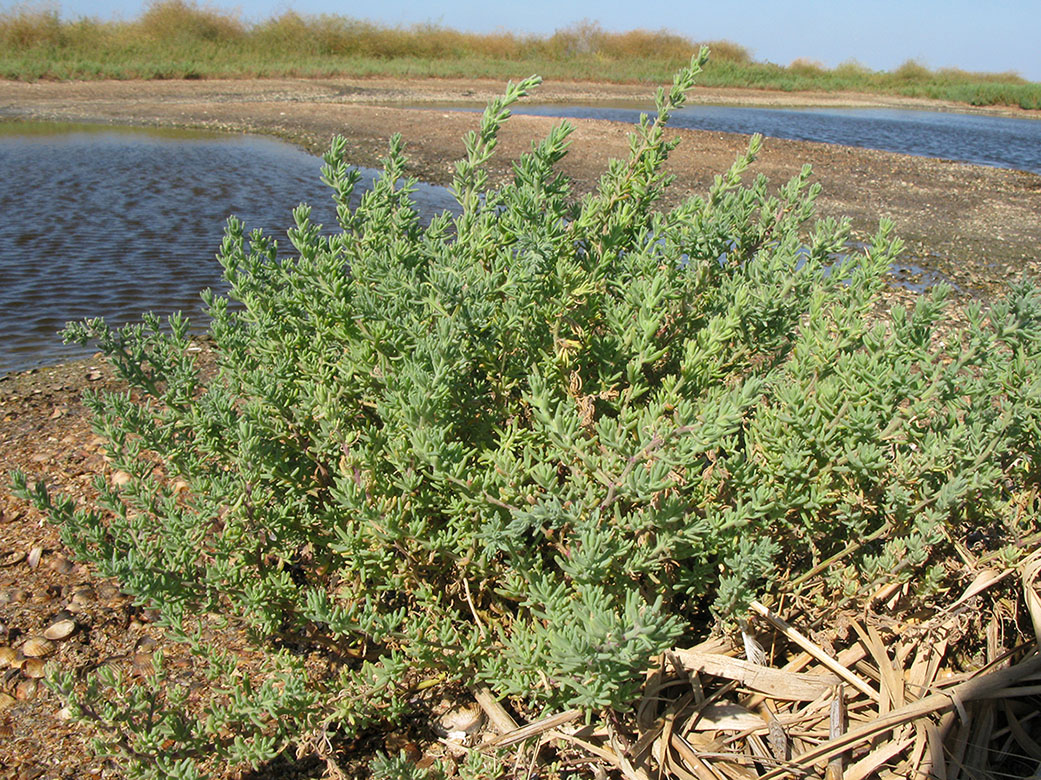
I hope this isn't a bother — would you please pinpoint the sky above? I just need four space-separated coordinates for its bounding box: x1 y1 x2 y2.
28 0 1041 82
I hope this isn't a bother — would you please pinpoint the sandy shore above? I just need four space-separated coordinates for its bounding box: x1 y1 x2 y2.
1 76 1039 300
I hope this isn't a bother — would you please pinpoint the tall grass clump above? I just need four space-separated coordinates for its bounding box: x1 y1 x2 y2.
0 3 64 49
13 51 1041 778
136 0 244 45
2 0 1036 107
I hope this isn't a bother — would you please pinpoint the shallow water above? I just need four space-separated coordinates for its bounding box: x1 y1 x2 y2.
496 104 1041 174
0 123 458 376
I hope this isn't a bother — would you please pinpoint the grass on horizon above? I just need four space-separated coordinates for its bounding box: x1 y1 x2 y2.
2 0 1039 111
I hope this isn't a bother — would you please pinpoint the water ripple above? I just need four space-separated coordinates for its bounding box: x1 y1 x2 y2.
0 125 457 376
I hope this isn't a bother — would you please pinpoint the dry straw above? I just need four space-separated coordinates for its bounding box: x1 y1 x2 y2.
471 551 1041 779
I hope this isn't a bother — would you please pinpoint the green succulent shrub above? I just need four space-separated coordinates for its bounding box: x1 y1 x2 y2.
14 50 1041 778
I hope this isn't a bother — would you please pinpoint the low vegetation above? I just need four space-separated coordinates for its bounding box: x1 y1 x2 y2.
1 1 1039 109
12 50 1041 778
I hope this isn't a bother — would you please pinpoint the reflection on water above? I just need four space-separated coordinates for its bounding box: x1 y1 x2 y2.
0 123 458 375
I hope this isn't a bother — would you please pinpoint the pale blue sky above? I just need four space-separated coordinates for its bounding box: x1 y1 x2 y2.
25 0 1041 81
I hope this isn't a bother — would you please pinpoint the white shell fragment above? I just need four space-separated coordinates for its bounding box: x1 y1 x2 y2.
43 619 77 641
437 701 485 739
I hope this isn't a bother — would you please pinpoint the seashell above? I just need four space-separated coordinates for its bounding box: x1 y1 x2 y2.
20 637 55 658
384 734 422 763
46 555 74 575
0 647 16 669
437 701 485 738
43 619 77 641
15 678 38 700
135 636 158 653
132 652 155 677
0 692 15 711
97 582 123 601
111 471 132 487
0 550 26 567
141 609 161 624
27 546 42 569
22 658 46 679
0 587 29 605
33 587 58 606
68 586 96 610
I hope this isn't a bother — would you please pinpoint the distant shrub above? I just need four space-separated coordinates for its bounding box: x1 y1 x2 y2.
542 20 694 63
698 38 752 64
833 59 873 79
0 4 64 49
136 0 244 45
892 58 933 83
788 57 827 77
938 66 1027 85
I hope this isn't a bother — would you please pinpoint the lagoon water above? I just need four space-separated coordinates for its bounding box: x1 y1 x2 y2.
0 124 458 375
505 105 1041 175
1 106 1039 375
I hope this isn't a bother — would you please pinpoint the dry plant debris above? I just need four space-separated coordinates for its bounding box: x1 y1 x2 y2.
454 554 1041 780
